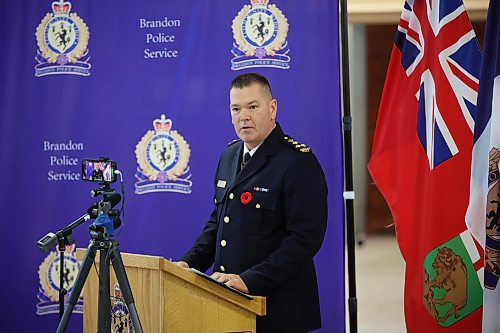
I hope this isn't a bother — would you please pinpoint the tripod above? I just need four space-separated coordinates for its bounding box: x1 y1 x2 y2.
56 226 143 333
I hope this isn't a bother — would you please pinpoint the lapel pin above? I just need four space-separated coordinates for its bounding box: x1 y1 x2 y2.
241 192 252 204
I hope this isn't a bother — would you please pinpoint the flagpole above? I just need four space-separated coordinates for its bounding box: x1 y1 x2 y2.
339 0 358 332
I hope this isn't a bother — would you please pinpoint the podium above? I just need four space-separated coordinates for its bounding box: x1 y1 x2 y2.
75 249 266 332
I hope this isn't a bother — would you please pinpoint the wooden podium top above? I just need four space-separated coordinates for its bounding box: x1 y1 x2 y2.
76 248 266 316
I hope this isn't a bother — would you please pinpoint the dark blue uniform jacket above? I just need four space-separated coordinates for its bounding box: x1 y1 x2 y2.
180 123 328 332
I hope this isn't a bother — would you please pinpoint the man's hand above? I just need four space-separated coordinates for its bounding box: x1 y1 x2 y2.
173 261 189 268
211 272 249 293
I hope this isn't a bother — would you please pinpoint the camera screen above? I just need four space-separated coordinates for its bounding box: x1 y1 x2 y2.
81 159 117 183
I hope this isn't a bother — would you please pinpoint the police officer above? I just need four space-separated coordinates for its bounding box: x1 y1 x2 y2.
175 73 328 332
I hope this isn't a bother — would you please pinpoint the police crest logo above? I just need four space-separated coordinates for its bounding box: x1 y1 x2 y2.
111 283 134 332
231 0 290 70
35 0 91 77
135 114 192 194
486 147 500 290
36 245 83 315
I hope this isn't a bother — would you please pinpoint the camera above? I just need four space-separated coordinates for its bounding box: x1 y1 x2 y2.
81 158 117 183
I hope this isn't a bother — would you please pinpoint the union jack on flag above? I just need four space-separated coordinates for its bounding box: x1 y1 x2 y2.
396 0 481 169
368 0 483 331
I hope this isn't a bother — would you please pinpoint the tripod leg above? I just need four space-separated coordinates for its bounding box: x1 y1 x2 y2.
110 247 144 333
98 247 112 333
56 245 97 333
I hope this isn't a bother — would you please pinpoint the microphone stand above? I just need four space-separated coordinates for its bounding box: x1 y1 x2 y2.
55 216 90 320
37 213 92 320
57 240 68 320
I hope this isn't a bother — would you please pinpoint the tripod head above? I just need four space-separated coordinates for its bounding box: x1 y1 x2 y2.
90 182 116 198
89 184 121 239
89 184 120 216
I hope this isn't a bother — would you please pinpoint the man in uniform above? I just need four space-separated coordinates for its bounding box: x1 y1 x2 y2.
176 73 328 332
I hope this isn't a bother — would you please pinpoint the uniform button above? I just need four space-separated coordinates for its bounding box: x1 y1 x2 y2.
221 240 227 247
229 193 234 200
223 216 230 223
214 198 217 204
220 265 225 272
256 203 261 209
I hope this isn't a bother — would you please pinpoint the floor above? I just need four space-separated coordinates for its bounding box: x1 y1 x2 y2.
346 235 407 333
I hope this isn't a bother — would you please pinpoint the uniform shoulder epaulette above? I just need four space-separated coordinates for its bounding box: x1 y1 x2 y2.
281 135 312 153
228 139 241 147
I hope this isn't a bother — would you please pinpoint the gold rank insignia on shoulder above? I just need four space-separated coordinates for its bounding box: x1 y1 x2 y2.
282 135 311 153
228 139 241 146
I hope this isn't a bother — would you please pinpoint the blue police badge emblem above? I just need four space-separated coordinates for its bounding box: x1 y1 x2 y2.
111 283 134 332
231 0 290 70
35 0 91 77
36 244 83 315
135 114 192 194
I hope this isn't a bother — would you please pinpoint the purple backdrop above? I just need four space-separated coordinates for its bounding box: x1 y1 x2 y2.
0 0 344 331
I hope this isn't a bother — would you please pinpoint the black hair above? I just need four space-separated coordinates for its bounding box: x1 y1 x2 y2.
230 72 272 96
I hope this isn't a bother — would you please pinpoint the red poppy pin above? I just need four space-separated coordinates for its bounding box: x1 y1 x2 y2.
240 192 252 204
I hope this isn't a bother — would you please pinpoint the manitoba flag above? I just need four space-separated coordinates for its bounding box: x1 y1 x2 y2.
465 0 500 332
368 0 483 331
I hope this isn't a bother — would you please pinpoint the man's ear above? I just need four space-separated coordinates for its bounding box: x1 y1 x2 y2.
270 99 277 120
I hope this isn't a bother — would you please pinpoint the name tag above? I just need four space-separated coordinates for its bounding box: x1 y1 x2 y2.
217 180 227 188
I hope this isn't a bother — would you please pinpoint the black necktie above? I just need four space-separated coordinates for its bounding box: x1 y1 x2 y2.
243 152 251 165
237 152 251 174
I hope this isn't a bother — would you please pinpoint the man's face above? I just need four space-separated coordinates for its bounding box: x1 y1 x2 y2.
230 83 277 150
